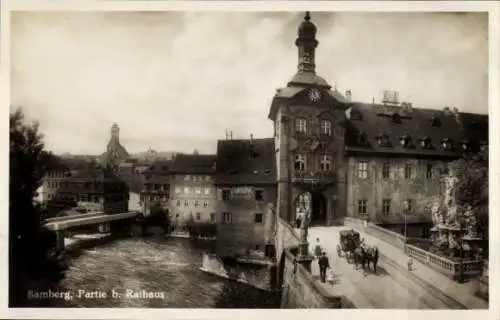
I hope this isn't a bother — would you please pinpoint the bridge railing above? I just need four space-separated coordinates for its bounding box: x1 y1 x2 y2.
345 217 484 280
406 243 483 279
45 212 103 223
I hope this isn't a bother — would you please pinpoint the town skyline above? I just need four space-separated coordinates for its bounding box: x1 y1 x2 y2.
11 11 488 155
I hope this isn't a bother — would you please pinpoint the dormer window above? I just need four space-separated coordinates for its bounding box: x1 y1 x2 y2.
441 138 453 150
351 110 363 121
264 169 271 175
358 133 368 146
431 116 441 127
253 169 259 175
376 133 391 147
420 136 432 149
392 113 401 124
399 134 411 148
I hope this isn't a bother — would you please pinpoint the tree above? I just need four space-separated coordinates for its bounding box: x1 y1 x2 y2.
10 108 63 305
449 147 489 238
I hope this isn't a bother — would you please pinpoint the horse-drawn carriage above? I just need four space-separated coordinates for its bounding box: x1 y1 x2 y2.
336 229 360 262
337 229 380 273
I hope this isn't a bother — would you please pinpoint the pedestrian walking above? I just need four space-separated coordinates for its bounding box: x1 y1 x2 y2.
407 257 413 271
318 252 330 283
314 238 322 258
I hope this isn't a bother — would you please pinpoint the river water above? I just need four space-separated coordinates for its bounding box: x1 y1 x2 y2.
30 236 280 308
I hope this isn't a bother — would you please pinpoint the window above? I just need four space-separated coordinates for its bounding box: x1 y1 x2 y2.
254 213 263 223
357 161 368 179
204 187 211 195
404 163 412 179
255 190 264 201
382 199 391 214
382 163 390 179
403 199 413 214
176 200 181 207
392 113 401 124
195 187 201 195
184 200 189 208
210 213 216 222
154 184 160 191
358 200 367 215
205 176 211 182
296 118 307 133
196 212 201 220
163 184 169 191
294 154 306 171
222 189 231 201
184 175 191 181
320 154 332 171
223 212 232 224
194 200 200 208
175 187 181 194
184 187 191 194
426 164 433 179
203 201 208 208
320 120 332 135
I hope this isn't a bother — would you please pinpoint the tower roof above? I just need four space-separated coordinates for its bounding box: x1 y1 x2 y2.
297 11 317 40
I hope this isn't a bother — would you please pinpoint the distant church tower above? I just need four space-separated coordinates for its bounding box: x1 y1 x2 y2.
268 12 348 226
111 123 120 143
100 123 130 171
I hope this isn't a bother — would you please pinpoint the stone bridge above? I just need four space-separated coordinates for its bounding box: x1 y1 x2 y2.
273 216 488 309
44 211 140 251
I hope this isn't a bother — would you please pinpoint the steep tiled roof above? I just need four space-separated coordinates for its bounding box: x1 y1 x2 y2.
215 138 276 185
344 103 488 157
57 166 128 194
144 159 174 175
171 154 216 175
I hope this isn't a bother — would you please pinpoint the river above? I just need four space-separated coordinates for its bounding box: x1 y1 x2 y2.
26 236 280 308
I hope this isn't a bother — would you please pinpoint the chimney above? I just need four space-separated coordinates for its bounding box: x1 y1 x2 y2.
345 90 352 103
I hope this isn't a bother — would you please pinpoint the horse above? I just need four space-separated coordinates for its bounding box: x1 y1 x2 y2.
353 246 366 270
354 245 379 274
363 246 379 274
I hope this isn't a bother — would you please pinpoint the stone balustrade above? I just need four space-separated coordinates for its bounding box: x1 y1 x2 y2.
345 217 484 281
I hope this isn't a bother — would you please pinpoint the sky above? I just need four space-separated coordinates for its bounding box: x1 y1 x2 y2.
11 11 488 155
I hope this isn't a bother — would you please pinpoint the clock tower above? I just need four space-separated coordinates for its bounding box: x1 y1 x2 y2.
268 12 348 226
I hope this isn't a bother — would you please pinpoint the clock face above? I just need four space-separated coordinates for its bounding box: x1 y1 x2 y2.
308 88 322 103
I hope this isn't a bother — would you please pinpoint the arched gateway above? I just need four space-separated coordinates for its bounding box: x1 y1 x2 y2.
294 191 327 226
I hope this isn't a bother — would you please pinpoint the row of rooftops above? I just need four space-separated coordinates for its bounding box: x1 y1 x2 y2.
46 101 487 187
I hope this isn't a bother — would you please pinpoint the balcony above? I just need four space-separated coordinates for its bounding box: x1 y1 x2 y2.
291 171 336 188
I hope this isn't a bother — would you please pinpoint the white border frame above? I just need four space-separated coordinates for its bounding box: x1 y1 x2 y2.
1 1 498 319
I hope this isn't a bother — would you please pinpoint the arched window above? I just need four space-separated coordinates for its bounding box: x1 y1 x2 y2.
320 119 332 135
294 154 306 171
295 118 307 134
320 154 332 172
